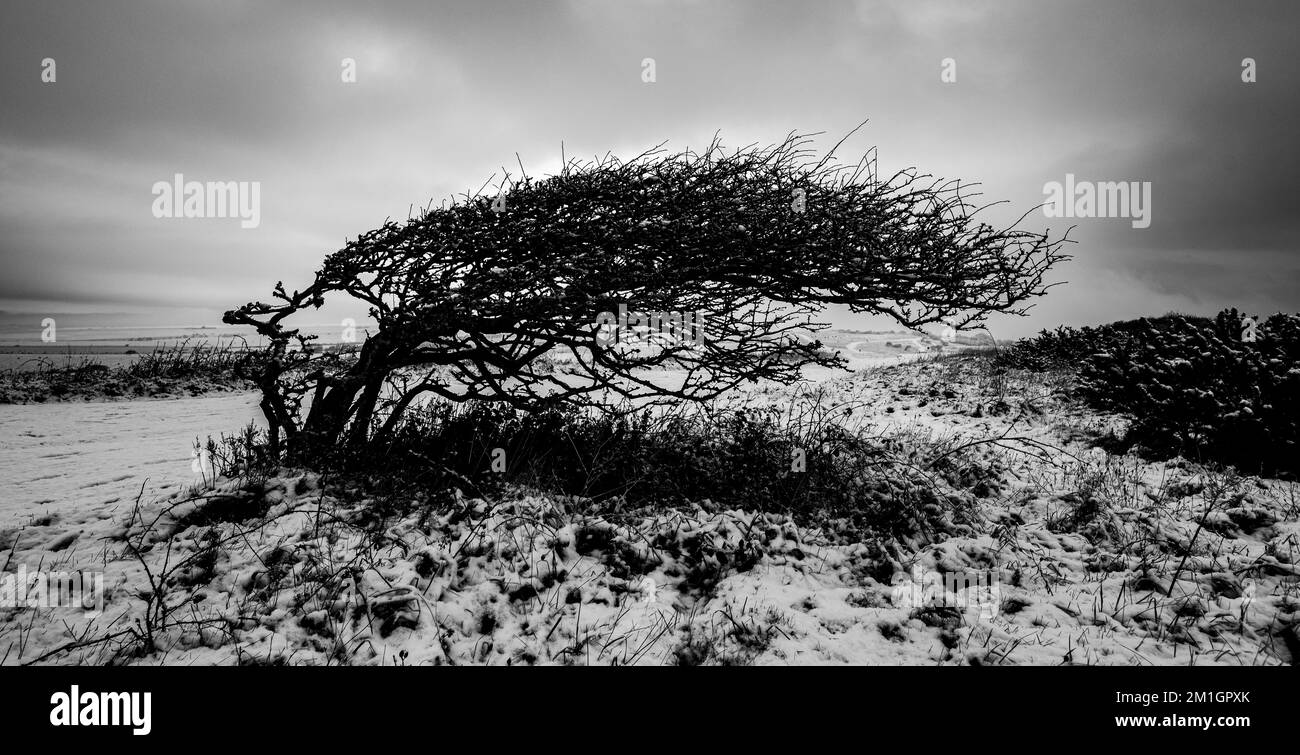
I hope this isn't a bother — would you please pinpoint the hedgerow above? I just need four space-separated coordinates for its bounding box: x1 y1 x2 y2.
1078 309 1299 477
995 309 1299 477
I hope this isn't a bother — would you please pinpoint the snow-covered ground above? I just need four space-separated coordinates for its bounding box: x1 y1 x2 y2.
3 353 1298 666
0 392 263 527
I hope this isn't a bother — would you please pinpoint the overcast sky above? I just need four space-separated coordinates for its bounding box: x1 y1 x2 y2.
1 0 1296 337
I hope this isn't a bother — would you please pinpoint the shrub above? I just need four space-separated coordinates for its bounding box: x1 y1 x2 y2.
312 397 985 541
992 310 1298 477
1077 309 1299 477
992 313 1212 372
0 339 265 403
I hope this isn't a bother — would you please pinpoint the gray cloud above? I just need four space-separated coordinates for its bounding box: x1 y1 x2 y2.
0 0 1296 337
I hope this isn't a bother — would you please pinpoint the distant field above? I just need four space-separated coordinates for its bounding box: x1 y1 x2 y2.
0 343 258 373
0 354 147 372
0 329 983 373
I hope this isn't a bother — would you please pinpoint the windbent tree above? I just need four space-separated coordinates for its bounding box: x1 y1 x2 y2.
224 132 1071 461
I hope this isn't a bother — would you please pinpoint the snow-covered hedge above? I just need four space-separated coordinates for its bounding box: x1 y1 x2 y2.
1078 309 1300 477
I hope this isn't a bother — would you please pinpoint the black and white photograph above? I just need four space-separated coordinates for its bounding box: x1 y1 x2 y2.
0 0 1295 739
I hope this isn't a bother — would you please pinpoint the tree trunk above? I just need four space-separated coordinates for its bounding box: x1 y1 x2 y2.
290 337 390 461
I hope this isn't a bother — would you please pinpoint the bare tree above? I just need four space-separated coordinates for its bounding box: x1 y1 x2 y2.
225 131 1070 460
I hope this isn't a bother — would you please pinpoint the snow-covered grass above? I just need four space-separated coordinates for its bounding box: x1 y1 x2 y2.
3 353 1298 665
0 340 260 404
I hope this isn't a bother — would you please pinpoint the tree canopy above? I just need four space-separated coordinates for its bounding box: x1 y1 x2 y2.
225 131 1071 459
